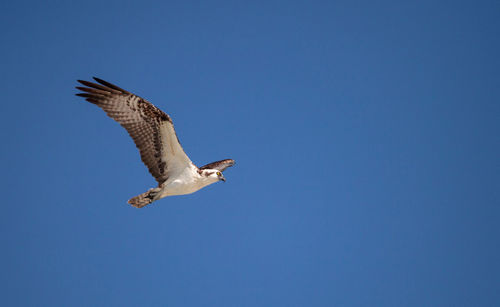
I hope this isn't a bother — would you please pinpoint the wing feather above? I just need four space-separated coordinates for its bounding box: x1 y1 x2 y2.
199 159 235 172
76 77 193 184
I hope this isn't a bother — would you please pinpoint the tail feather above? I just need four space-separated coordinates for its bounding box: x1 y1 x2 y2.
128 188 160 208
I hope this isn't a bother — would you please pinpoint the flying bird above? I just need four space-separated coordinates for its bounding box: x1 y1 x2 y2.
76 77 235 208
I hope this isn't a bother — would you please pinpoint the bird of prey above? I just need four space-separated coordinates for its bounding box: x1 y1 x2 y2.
76 77 235 208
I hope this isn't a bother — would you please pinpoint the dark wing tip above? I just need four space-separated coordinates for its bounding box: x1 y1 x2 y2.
75 93 91 98
224 159 236 166
93 77 129 93
76 78 126 97
199 159 236 171
77 79 96 87
93 77 106 83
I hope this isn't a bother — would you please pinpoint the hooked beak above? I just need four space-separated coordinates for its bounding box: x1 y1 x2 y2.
220 176 226 182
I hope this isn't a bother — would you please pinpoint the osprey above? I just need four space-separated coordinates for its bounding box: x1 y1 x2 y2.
76 77 235 208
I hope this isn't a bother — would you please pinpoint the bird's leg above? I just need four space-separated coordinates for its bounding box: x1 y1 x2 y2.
148 187 163 201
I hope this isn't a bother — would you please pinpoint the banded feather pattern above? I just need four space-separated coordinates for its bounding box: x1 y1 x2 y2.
76 77 191 184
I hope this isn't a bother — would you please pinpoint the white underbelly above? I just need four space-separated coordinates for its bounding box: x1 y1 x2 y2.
162 180 202 196
156 166 218 198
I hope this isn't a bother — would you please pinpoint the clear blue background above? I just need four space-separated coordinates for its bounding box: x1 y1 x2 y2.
1 1 499 306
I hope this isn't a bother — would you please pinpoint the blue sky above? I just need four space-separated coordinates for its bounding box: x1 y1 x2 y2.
1 0 499 306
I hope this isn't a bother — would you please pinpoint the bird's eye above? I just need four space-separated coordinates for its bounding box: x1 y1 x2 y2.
217 172 221 176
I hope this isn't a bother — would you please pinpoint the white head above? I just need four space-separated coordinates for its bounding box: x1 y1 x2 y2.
199 169 226 183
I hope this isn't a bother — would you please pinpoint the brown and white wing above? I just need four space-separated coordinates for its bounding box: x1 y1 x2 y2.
76 77 193 184
199 159 235 172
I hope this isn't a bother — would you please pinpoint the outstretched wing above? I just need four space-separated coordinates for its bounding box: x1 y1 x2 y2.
200 159 235 172
76 77 193 184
